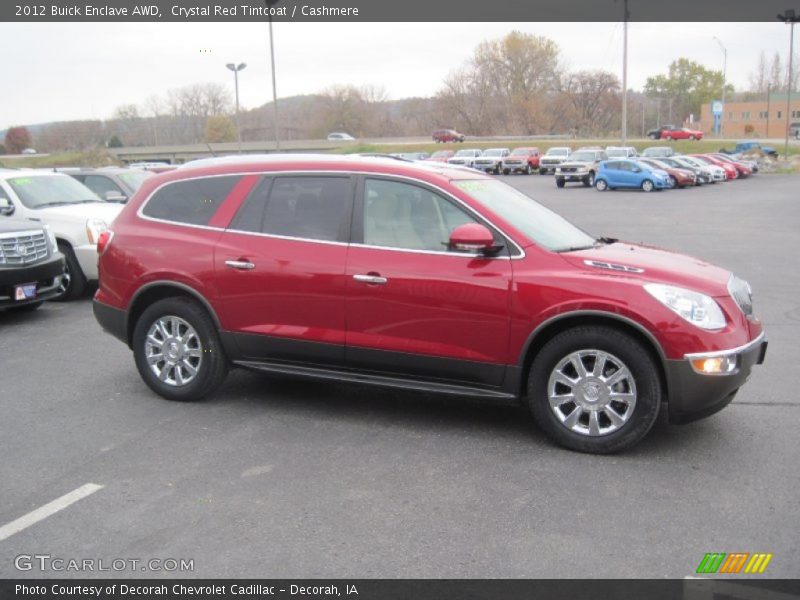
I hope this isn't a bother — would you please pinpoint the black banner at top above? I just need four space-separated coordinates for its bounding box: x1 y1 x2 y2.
2 0 800 22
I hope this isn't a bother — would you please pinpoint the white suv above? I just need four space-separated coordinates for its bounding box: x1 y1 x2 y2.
0 170 123 300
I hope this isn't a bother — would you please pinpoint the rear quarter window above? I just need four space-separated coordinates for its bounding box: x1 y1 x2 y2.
141 176 240 226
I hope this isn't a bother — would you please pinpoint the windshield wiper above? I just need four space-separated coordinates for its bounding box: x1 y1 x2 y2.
596 236 618 244
33 201 70 208
555 244 597 253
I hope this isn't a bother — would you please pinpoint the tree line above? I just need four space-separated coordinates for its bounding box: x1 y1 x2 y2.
3 31 795 154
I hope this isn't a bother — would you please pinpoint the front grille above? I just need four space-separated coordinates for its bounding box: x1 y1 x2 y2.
728 275 754 317
560 167 578 173
505 160 522 165
0 230 48 266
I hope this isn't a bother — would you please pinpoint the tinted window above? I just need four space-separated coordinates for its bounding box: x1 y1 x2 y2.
84 175 123 197
363 179 477 252
143 176 240 226
230 176 351 242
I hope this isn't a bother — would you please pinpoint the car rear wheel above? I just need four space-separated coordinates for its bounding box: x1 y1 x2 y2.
53 242 86 302
540 169 548 176
595 179 608 191
641 179 655 192
556 177 565 188
689 135 696 140
527 326 662 454
132 297 228 401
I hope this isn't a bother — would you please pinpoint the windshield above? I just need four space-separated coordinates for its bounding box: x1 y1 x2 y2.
453 179 597 252
483 149 505 157
118 170 153 191
431 151 451 158
454 150 478 157
606 149 627 157
511 149 531 156
546 148 569 156
7 175 101 209
566 151 597 162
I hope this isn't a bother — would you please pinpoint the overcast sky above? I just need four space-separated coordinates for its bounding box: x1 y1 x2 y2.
0 21 795 128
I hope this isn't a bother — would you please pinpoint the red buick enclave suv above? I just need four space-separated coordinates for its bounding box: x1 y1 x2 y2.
93 155 766 453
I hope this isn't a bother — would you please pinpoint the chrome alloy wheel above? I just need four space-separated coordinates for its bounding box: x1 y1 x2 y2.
547 350 637 437
144 316 203 387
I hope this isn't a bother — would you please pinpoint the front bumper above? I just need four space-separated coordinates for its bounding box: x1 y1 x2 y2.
666 332 767 424
0 253 65 308
475 162 501 172
556 170 590 182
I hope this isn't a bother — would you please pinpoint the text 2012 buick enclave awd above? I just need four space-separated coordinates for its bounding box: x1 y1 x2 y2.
93 155 766 453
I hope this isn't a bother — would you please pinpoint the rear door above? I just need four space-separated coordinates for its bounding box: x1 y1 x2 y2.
213 174 354 366
344 176 514 388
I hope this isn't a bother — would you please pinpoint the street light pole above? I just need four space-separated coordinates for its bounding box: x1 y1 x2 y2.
713 36 727 137
621 0 629 146
268 13 280 151
226 62 247 152
777 10 799 159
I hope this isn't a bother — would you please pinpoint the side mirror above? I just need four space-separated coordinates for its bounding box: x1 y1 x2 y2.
0 197 14 216
449 223 499 254
105 191 127 203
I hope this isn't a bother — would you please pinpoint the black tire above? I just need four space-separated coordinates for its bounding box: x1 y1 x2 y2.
503 168 510 175
540 168 548 175
527 326 662 454
595 178 608 191
641 179 655 192
583 172 595 187
689 135 696 140
525 164 532 175
555 177 565 188
648 133 658 140
132 297 228 401
53 242 86 302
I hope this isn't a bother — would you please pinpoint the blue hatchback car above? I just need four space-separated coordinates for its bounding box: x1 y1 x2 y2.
595 159 671 192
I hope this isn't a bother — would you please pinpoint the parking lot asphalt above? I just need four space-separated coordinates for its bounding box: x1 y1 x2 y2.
0 174 798 579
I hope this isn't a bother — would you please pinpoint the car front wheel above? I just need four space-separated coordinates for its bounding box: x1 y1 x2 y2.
53 242 86 302
641 179 655 192
595 179 608 191
555 177 565 188
132 297 228 401
583 172 595 187
527 326 662 454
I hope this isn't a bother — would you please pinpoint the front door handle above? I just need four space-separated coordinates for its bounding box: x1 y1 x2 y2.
353 274 388 285
225 260 256 270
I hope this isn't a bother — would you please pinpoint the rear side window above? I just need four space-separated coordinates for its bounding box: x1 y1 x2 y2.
230 176 351 242
142 176 240 226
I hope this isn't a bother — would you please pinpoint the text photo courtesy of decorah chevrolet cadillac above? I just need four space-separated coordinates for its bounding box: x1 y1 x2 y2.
92 155 766 454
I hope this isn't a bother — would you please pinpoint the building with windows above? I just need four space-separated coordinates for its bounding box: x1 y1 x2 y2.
699 93 800 137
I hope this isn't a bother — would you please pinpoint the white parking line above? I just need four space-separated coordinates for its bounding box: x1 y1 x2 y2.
0 483 104 542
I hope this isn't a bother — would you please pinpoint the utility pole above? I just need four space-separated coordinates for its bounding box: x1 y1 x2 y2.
777 10 799 158
713 37 727 137
621 0 629 146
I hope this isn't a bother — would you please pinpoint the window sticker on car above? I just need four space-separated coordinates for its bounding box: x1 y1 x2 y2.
454 181 489 193
10 178 32 186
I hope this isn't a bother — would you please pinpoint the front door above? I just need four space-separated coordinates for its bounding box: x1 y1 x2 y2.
345 176 513 388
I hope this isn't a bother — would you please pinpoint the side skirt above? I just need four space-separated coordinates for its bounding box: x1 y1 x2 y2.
233 359 520 404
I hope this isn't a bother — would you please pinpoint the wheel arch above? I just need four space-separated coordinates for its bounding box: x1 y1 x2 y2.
125 281 222 348
517 311 668 400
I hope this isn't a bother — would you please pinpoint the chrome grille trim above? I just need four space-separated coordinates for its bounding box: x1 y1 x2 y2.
0 230 48 266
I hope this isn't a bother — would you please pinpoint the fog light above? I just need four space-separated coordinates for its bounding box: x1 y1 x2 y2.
690 356 738 375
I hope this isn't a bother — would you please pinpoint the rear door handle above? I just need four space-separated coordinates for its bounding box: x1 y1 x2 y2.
353 274 388 285
225 260 256 270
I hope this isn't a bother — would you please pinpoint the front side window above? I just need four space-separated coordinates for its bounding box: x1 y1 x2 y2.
363 179 477 252
142 175 240 226
84 175 122 197
230 176 351 242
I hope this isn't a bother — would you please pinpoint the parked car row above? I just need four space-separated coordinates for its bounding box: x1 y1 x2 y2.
0 165 154 309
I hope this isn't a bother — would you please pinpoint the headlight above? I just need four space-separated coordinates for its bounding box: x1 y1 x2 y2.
43 224 57 252
644 283 726 330
86 218 108 245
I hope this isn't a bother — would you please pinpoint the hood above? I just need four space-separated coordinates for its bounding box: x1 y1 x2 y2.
32 202 123 223
558 159 596 168
560 242 732 297
0 217 45 234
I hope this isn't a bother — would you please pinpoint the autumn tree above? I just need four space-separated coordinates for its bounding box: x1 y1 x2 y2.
644 58 731 122
4 126 32 154
562 70 621 136
204 115 236 143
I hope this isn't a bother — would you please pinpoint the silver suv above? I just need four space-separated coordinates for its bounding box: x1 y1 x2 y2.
538 147 571 175
554 148 608 188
